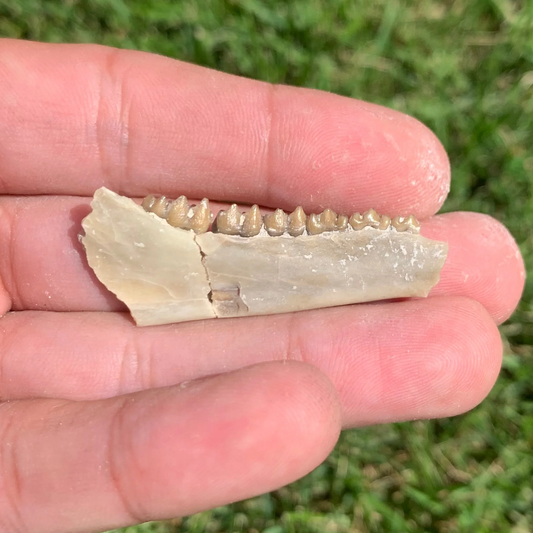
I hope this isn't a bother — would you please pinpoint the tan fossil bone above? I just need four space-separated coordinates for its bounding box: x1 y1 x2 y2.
81 187 448 327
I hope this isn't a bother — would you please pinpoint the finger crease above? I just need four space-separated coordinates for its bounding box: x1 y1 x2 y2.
0 402 29 533
285 313 305 364
106 398 145 525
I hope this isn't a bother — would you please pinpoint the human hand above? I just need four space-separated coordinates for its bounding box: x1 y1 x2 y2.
0 39 524 533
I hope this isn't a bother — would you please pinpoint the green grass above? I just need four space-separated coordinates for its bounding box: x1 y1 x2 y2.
2 0 533 531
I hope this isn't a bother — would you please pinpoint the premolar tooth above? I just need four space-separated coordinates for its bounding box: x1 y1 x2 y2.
363 209 380 228
264 208 288 236
241 205 262 237
319 208 337 231
307 213 325 235
214 204 242 235
151 196 171 218
349 212 367 230
166 196 189 228
378 215 391 230
188 198 211 234
142 194 156 212
336 214 349 231
288 206 306 236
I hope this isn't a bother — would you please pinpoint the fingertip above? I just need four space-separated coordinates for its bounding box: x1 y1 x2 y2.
426 212 526 323
421 296 503 418
113 361 341 519
401 113 451 214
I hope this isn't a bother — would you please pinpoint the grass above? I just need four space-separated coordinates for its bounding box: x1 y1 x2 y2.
2 0 533 531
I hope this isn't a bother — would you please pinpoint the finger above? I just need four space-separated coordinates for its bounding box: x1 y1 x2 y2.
0 197 524 323
0 297 502 428
0 361 341 533
0 39 449 216
424 211 525 323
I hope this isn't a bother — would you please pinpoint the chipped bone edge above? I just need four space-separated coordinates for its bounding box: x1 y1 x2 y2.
81 187 447 327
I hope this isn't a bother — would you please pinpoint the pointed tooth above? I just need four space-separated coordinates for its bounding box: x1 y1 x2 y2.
214 204 242 235
406 214 421 234
288 206 306 236
306 213 325 235
319 208 337 231
378 215 391 230
363 208 380 228
264 208 288 236
188 198 212 234
166 196 189 228
151 196 171 218
336 214 349 231
349 212 367 230
141 194 156 212
241 205 262 237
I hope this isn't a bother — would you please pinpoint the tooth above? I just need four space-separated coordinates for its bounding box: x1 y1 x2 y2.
307 213 325 235
378 215 391 230
336 214 349 231
406 215 421 234
349 212 367 230
288 206 306 236
363 209 380 228
214 204 242 235
241 205 262 237
392 216 410 232
151 196 170 218
319 208 337 231
264 208 288 236
166 196 189 228
188 198 212 234
141 194 156 212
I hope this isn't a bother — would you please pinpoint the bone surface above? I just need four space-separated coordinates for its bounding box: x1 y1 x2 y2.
81 188 448 326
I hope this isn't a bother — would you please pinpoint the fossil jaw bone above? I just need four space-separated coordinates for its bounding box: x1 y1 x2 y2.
81 187 448 327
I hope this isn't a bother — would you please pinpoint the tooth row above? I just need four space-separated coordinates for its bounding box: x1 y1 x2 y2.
142 195 420 236
142 194 212 234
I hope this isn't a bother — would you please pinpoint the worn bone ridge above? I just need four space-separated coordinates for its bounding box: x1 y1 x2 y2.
142 194 421 235
81 188 447 327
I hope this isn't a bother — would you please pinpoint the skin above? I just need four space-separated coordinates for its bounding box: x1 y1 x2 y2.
0 38 525 533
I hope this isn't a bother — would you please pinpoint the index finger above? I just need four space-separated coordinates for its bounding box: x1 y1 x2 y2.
0 39 449 217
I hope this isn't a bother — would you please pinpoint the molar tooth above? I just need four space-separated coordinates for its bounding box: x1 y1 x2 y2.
264 208 288 236
241 205 262 237
288 206 306 236
151 196 171 218
214 204 242 235
336 214 349 231
363 209 380 228
307 213 325 235
166 196 189 228
392 216 411 232
187 198 212 234
406 214 421 234
142 194 156 212
349 212 367 230
378 215 391 230
319 208 337 231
